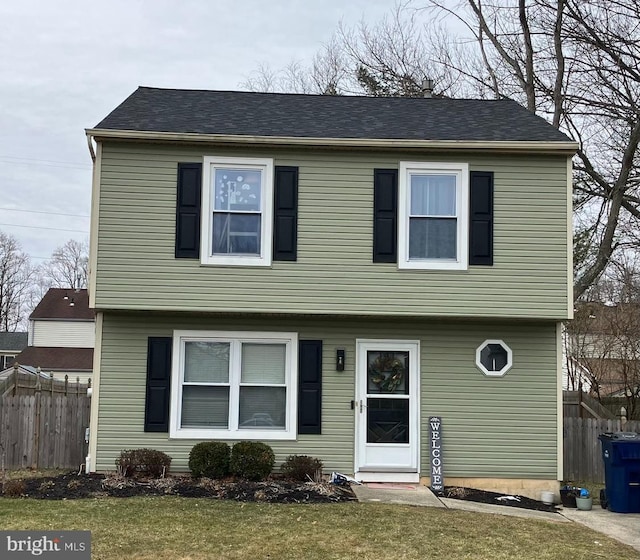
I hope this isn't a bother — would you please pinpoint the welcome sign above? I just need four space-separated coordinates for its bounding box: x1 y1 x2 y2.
429 416 443 493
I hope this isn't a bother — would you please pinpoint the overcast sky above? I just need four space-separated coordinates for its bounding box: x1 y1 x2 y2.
0 0 396 262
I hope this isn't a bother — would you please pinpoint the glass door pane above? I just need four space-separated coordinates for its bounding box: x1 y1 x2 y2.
366 350 410 444
367 398 409 443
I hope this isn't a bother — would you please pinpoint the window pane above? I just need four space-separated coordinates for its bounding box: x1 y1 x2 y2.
184 341 229 383
410 174 456 216
239 387 286 429
214 168 262 211
409 218 457 259
212 213 261 255
367 351 409 394
481 344 508 371
367 398 409 443
241 343 286 384
181 386 229 428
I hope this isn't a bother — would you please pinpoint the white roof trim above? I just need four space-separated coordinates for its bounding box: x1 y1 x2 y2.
86 129 578 153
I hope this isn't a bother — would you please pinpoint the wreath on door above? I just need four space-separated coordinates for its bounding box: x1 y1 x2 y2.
368 353 406 393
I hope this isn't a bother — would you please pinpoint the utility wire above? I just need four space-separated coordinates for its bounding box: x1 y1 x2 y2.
0 223 88 234
0 207 90 219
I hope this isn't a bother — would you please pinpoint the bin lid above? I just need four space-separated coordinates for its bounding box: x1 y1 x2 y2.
599 432 640 440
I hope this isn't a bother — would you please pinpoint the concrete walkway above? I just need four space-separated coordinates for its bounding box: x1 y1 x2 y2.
561 507 640 552
351 483 640 552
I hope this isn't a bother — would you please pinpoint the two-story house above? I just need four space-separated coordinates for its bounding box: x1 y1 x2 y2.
16 288 95 383
86 87 576 496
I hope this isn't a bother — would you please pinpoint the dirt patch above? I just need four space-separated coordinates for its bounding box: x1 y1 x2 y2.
442 486 558 513
3 472 356 503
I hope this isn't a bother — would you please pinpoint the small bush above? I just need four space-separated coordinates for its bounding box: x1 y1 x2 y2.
230 441 275 481
3 479 25 497
281 455 323 482
188 441 231 479
116 448 172 478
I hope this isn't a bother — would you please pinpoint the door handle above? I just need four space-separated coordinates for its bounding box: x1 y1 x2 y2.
360 400 364 413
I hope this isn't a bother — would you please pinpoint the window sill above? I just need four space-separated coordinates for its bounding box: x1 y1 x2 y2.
398 260 468 271
200 256 272 267
170 427 297 440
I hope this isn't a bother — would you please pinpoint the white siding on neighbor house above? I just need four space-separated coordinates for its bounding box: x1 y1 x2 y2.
32 320 95 348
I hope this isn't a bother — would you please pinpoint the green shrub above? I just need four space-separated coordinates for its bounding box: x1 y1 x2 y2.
116 448 172 478
188 441 231 479
281 455 323 482
230 441 275 481
3 479 25 497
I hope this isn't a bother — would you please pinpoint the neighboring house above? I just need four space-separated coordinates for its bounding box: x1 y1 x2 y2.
15 288 95 383
0 331 27 370
565 302 640 398
85 87 576 496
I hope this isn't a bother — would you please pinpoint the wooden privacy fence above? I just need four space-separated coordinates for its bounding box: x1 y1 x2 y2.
563 417 640 482
0 392 91 470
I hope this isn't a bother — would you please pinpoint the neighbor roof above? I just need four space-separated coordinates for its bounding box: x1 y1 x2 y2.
30 288 95 321
14 347 94 371
0 332 28 352
93 87 572 144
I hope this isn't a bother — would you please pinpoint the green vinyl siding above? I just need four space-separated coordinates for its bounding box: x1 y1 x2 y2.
95 313 559 479
95 143 570 320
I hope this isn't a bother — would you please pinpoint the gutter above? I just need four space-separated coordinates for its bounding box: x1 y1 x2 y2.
85 128 579 154
86 134 96 163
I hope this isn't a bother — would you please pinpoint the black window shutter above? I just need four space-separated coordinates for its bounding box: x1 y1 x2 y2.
373 169 398 263
298 340 322 434
469 171 494 266
273 166 298 261
175 163 202 259
144 337 172 432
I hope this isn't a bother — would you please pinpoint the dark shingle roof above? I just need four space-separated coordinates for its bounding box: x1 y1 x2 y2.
94 87 572 143
0 332 28 352
30 288 94 321
14 347 94 371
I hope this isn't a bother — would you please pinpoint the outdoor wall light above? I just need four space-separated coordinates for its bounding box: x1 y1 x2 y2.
336 349 345 371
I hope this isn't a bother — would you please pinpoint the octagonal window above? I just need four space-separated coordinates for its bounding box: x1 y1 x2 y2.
476 340 512 377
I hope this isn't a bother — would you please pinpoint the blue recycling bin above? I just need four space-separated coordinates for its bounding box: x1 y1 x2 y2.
599 432 640 513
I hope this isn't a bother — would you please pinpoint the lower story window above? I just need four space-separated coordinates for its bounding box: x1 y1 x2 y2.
170 331 298 440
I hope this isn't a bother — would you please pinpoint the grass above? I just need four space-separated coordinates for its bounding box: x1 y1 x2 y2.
1 497 638 560
2 469 67 481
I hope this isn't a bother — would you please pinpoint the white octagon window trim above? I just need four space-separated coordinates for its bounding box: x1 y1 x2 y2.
200 156 274 267
169 330 298 440
476 339 513 377
398 161 469 270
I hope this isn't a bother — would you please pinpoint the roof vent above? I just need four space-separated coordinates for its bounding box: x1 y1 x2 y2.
422 78 434 98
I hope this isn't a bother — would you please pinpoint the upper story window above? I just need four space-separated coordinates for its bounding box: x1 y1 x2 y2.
201 156 274 266
398 162 469 270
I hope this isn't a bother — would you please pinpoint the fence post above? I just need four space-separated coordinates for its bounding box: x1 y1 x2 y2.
64 375 68 396
12 363 18 396
32 384 41 470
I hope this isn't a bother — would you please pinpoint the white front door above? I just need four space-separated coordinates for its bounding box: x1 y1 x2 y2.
355 340 420 482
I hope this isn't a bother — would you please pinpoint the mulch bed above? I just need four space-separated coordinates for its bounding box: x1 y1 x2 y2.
442 486 559 513
4 472 357 503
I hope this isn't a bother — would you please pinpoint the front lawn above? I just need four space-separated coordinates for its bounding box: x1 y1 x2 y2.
1 497 637 560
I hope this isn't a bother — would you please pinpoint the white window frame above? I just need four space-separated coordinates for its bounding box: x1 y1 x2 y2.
476 339 513 377
200 156 274 267
170 330 298 440
398 161 469 270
